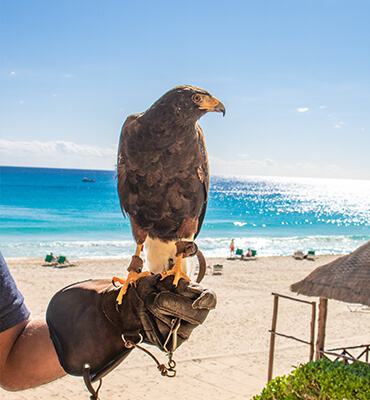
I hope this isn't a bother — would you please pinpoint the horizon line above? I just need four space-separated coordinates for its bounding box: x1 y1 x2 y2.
1 165 370 183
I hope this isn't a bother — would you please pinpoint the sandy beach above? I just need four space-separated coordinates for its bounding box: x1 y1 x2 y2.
3 254 370 400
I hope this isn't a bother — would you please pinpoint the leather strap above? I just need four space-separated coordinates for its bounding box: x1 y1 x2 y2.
175 241 198 257
83 364 102 400
195 249 206 284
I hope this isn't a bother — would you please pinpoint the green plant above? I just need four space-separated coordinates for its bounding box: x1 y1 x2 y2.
252 358 370 400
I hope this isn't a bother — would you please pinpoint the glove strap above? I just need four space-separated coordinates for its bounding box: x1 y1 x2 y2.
82 364 102 400
122 333 177 378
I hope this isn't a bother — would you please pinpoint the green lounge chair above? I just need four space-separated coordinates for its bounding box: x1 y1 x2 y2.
235 249 243 258
306 250 316 261
244 249 257 260
212 264 223 275
45 254 54 262
57 256 69 265
44 254 57 265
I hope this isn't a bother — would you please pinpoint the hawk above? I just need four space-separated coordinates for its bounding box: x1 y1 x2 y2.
115 85 225 303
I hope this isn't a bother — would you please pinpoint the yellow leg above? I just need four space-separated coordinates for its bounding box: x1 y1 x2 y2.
135 244 141 257
161 253 190 286
114 245 149 305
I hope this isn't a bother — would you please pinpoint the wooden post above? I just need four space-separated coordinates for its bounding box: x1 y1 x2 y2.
315 297 328 360
309 301 316 361
267 294 279 382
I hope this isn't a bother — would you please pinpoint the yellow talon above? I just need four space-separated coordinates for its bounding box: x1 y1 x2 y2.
113 276 125 285
114 270 151 305
161 253 191 286
116 285 126 306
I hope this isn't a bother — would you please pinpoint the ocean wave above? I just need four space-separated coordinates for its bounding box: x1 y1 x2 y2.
233 221 248 227
189 235 370 258
1 235 369 259
1 240 135 259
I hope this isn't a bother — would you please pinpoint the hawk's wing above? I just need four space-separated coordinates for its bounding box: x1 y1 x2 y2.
117 113 142 218
117 116 209 240
194 122 209 239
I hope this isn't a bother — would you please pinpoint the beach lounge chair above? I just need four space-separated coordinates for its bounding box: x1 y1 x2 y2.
293 251 304 260
347 304 370 313
56 256 77 267
242 249 257 260
212 264 223 275
56 256 70 266
44 253 57 265
45 254 54 263
306 250 316 261
235 249 243 258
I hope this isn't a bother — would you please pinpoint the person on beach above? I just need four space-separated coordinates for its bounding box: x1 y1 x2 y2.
0 251 66 391
240 248 253 260
229 239 235 256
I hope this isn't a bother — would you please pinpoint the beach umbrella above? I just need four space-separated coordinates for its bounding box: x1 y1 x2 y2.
291 241 370 306
290 241 370 360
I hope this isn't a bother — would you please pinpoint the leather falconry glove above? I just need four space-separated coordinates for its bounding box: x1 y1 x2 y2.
46 274 216 399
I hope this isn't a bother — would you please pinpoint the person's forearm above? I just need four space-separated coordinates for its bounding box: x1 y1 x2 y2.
0 319 66 391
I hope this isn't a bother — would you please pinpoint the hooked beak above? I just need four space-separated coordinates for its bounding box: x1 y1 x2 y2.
199 95 226 116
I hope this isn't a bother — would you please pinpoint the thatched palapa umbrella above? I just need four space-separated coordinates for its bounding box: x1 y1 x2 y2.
291 241 370 305
291 241 370 359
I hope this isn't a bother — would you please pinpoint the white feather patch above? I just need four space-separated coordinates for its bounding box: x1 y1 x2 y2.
144 237 194 277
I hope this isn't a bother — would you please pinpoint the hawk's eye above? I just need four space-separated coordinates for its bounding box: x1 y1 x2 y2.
192 94 202 104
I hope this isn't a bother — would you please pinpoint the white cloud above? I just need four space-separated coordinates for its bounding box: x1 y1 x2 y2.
319 105 327 109
0 139 116 170
297 107 309 113
1 140 367 179
264 158 277 167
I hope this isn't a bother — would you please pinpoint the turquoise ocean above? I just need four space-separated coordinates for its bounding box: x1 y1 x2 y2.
1 166 369 259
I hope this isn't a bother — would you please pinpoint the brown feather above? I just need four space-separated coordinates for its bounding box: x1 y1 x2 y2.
117 85 224 242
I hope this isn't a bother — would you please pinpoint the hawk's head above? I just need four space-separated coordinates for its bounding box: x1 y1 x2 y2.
143 85 225 125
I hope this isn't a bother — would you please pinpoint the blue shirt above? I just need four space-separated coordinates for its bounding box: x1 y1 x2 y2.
0 252 30 333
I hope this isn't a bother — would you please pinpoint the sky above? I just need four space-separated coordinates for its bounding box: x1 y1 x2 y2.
1 0 369 179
